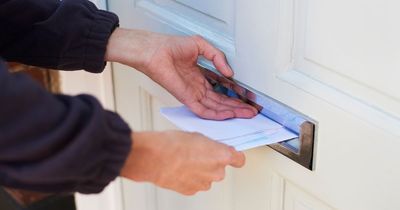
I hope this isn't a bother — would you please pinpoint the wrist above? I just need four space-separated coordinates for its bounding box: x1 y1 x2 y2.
105 28 146 68
105 28 167 74
120 132 162 182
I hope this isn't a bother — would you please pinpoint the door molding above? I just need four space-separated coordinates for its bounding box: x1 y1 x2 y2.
276 0 400 137
60 64 124 210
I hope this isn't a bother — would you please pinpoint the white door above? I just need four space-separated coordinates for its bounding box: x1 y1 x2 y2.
108 0 400 210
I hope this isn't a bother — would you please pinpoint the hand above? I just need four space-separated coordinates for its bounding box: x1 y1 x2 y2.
120 131 245 195
106 28 257 120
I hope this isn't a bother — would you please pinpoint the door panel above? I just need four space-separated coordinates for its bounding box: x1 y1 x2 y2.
275 0 400 137
287 0 400 133
109 0 400 209
134 0 235 54
301 0 400 101
155 0 234 28
171 0 231 22
284 181 334 210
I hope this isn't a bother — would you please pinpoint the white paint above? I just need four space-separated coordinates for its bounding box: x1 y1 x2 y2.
108 0 400 210
60 65 124 210
136 0 235 55
91 0 107 9
284 181 334 210
279 0 400 135
301 0 400 100
172 0 231 22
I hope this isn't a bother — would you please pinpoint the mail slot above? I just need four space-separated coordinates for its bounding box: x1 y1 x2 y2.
198 59 316 170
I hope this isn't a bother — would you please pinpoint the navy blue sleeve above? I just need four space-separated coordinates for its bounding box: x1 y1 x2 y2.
0 61 132 194
0 0 133 194
0 0 118 73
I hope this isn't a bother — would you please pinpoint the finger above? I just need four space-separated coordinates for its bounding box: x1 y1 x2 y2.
200 96 254 119
192 35 233 77
188 102 235 120
206 91 258 115
212 168 226 182
228 147 246 168
200 97 236 112
203 96 256 119
219 94 251 106
204 82 258 114
181 190 198 196
206 90 243 106
181 178 212 194
204 91 257 118
199 182 212 191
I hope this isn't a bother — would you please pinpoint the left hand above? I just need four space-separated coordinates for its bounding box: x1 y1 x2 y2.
121 131 245 195
106 28 257 120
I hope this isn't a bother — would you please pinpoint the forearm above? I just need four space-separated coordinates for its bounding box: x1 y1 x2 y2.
0 61 131 194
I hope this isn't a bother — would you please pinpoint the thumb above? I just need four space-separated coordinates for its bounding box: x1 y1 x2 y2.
192 35 233 77
228 147 246 168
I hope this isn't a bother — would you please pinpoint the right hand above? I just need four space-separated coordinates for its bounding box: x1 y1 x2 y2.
120 131 245 195
105 28 257 120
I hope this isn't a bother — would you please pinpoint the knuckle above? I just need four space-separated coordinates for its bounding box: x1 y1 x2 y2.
217 50 226 58
180 187 198 196
198 181 212 191
203 183 212 191
183 190 197 196
235 152 246 166
191 131 206 137
240 153 246 165
214 173 225 182
192 35 204 42
219 149 233 165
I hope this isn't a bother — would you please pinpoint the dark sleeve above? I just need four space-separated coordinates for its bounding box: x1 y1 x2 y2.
0 0 118 73
0 60 132 194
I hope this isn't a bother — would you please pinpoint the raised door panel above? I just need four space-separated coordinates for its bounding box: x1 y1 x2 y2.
271 1 400 209
277 0 400 135
284 182 334 210
132 0 235 54
300 0 400 102
153 0 234 33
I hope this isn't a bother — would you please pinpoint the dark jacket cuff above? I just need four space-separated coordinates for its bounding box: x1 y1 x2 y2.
0 0 119 73
82 10 119 73
76 111 132 194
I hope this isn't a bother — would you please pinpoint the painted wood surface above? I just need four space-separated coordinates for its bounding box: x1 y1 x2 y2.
62 1 125 209
60 64 124 210
109 0 400 210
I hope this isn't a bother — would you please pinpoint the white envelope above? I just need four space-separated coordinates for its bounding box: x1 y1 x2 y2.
161 106 298 151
